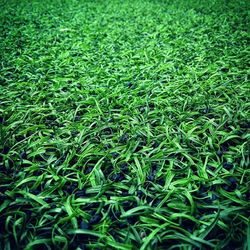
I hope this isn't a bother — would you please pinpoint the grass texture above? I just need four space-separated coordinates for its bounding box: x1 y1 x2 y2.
0 0 250 249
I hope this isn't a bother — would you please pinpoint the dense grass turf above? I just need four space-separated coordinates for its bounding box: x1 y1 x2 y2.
0 0 250 249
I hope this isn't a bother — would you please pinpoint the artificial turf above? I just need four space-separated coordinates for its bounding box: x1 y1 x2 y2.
0 0 250 249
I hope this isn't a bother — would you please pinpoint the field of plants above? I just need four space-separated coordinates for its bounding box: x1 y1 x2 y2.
0 0 249 249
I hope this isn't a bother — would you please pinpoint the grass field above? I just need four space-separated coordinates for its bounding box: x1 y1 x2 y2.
0 0 250 249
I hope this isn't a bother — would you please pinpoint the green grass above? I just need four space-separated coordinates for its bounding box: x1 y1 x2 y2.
0 0 249 249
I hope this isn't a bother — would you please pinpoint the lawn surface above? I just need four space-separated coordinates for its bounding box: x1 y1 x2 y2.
0 0 250 249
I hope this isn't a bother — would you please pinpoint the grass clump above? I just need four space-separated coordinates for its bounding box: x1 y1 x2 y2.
0 0 249 249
